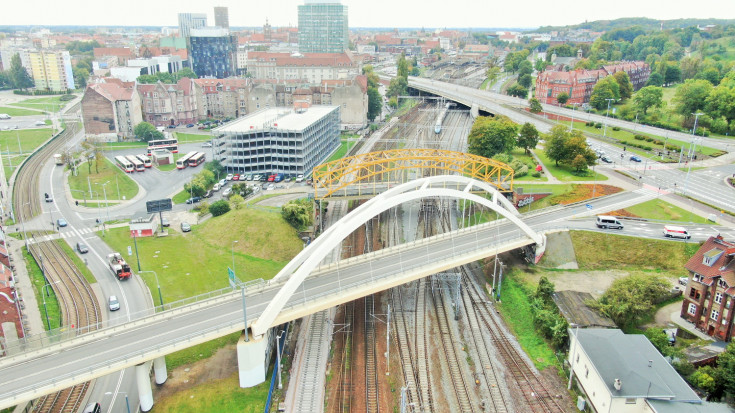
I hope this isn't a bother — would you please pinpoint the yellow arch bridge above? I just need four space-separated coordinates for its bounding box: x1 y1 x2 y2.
312 148 515 200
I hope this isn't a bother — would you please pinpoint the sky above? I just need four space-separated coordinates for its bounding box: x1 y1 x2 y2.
1 0 734 29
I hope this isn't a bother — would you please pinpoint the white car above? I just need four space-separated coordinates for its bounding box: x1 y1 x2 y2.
218 179 226 187
295 174 304 183
222 187 233 198
266 184 275 191
225 173 233 181
108 295 120 311
202 142 212 147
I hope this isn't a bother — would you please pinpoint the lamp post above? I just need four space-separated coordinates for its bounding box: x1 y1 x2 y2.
41 280 60 331
603 98 617 137
568 102 579 132
140 270 163 307
276 329 286 389
132 230 141 271
19 201 30 248
231 240 238 274
683 112 704 197
104 391 130 413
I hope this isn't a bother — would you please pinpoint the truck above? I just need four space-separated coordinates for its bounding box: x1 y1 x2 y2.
53 154 63 165
108 252 132 280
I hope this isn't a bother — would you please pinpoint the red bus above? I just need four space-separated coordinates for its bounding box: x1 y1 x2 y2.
147 138 179 154
115 156 134 173
188 152 206 167
176 151 197 169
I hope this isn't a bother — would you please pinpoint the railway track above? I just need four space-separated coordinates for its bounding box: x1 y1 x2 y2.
12 118 103 413
364 294 379 413
390 285 420 412
336 301 354 413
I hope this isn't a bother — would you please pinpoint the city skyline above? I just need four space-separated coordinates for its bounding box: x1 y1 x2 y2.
1 0 734 30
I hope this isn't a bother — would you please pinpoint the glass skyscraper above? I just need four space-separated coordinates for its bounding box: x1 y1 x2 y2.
298 0 348 53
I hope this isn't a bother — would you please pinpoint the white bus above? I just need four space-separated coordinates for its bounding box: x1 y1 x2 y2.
176 151 197 169
115 156 134 173
188 152 206 167
147 138 178 154
126 155 145 172
135 154 152 168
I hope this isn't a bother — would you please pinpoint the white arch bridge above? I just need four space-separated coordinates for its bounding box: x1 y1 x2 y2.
0 176 544 410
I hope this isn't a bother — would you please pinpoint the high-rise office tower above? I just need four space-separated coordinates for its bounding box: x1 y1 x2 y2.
189 27 238 78
298 0 348 53
178 13 207 39
214 7 229 29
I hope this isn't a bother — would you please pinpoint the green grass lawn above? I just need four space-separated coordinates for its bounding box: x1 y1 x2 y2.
101 207 303 305
326 139 356 163
496 269 559 370
11 95 70 111
615 199 708 224
1 128 54 179
172 189 191 204
533 149 607 181
152 371 268 413
104 141 147 149
68 158 139 201
509 148 547 182
0 106 45 116
174 132 211 144
24 246 61 331
570 231 699 277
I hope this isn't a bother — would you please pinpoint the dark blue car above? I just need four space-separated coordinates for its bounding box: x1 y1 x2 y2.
630 155 642 162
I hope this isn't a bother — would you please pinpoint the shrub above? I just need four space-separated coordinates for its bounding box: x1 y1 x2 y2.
493 153 512 164
634 135 646 140
612 126 620 131
645 137 654 142
594 122 602 129
209 200 231 217
59 94 76 101
531 171 541 178
585 121 594 127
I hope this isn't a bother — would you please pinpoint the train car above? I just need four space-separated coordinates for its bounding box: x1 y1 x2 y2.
114 156 134 173
126 155 145 172
147 138 179 154
188 152 206 167
135 154 152 168
176 151 197 169
434 103 451 134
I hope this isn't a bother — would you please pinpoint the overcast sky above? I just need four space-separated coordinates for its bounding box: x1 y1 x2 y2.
2 0 734 29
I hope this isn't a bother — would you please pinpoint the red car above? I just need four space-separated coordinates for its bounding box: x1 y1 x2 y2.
233 174 240 181
268 174 276 182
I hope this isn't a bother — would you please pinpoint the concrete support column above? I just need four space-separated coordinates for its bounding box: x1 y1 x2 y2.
153 356 167 385
136 362 154 412
236 329 267 388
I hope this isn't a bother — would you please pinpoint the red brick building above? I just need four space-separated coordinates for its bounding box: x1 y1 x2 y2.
681 236 735 341
535 61 650 105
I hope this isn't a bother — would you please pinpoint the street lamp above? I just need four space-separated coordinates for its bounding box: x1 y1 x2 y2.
603 98 618 137
104 391 130 413
94 181 111 224
41 280 60 330
140 270 163 307
276 329 286 389
231 240 238 274
683 112 705 197
568 102 579 132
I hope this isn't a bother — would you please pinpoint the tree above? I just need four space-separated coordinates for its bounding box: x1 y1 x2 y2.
534 58 546 72
467 115 518 159
176 68 197 80
506 83 528 98
517 123 539 154
591 274 670 328
9 53 33 91
229 194 244 210
386 76 407 98
134 121 164 142
646 72 664 87
571 155 588 173
556 92 569 105
674 79 713 116
362 65 380 89
387 97 398 109
612 71 633 100
183 182 206 198
518 74 532 89
544 125 570 166
528 97 542 114
204 159 225 180
397 53 409 79
691 367 718 396
73 67 89 89
633 85 663 115
590 76 620 110
543 125 595 168
367 86 382 122
517 60 533 77
485 66 501 86
209 200 231 216
281 198 313 230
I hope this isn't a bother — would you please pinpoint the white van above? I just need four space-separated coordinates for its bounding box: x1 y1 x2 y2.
0 114 10 119
663 225 691 239
213 183 221 191
596 215 624 229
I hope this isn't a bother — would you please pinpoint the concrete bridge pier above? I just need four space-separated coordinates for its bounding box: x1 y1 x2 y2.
236 329 267 388
136 362 154 411
534 234 547 264
153 356 167 385
470 103 479 118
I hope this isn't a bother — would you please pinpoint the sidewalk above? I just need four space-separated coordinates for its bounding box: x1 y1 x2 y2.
6 237 46 338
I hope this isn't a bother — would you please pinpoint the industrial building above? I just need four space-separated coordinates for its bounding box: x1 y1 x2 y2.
214 105 340 176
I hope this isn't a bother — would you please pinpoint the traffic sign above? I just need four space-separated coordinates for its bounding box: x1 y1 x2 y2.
228 267 236 288
586 204 593 210
146 198 173 213
127 246 133 256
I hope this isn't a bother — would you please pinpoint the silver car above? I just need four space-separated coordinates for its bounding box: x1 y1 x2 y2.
108 295 120 311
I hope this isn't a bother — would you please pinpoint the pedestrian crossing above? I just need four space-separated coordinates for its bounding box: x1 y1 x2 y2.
27 226 96 244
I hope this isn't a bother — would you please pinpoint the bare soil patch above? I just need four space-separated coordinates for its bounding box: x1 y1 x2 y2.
153 345 237 400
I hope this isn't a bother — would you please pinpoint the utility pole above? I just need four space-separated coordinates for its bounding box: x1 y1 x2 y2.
603 98 616 138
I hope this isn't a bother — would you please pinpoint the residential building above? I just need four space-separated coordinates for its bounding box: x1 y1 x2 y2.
28 50 75 91
189 27 238 78
569 328 729 413
93 47 135 66
214 105 340 175
298 0 348 53
214 6 229 29
193 78 250 119
535 61 650 105
178 13 207 40
245 51 359 84
137 78 197 127
681 236 735 341
81 79 142 140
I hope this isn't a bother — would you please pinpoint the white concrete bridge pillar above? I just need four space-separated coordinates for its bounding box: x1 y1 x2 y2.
236 330 267 388
470 103 479 118
136 362 154 412
153 356 167 385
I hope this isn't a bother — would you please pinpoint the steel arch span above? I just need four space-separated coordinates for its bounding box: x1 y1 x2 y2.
312 148 514 199
251 175 544 337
